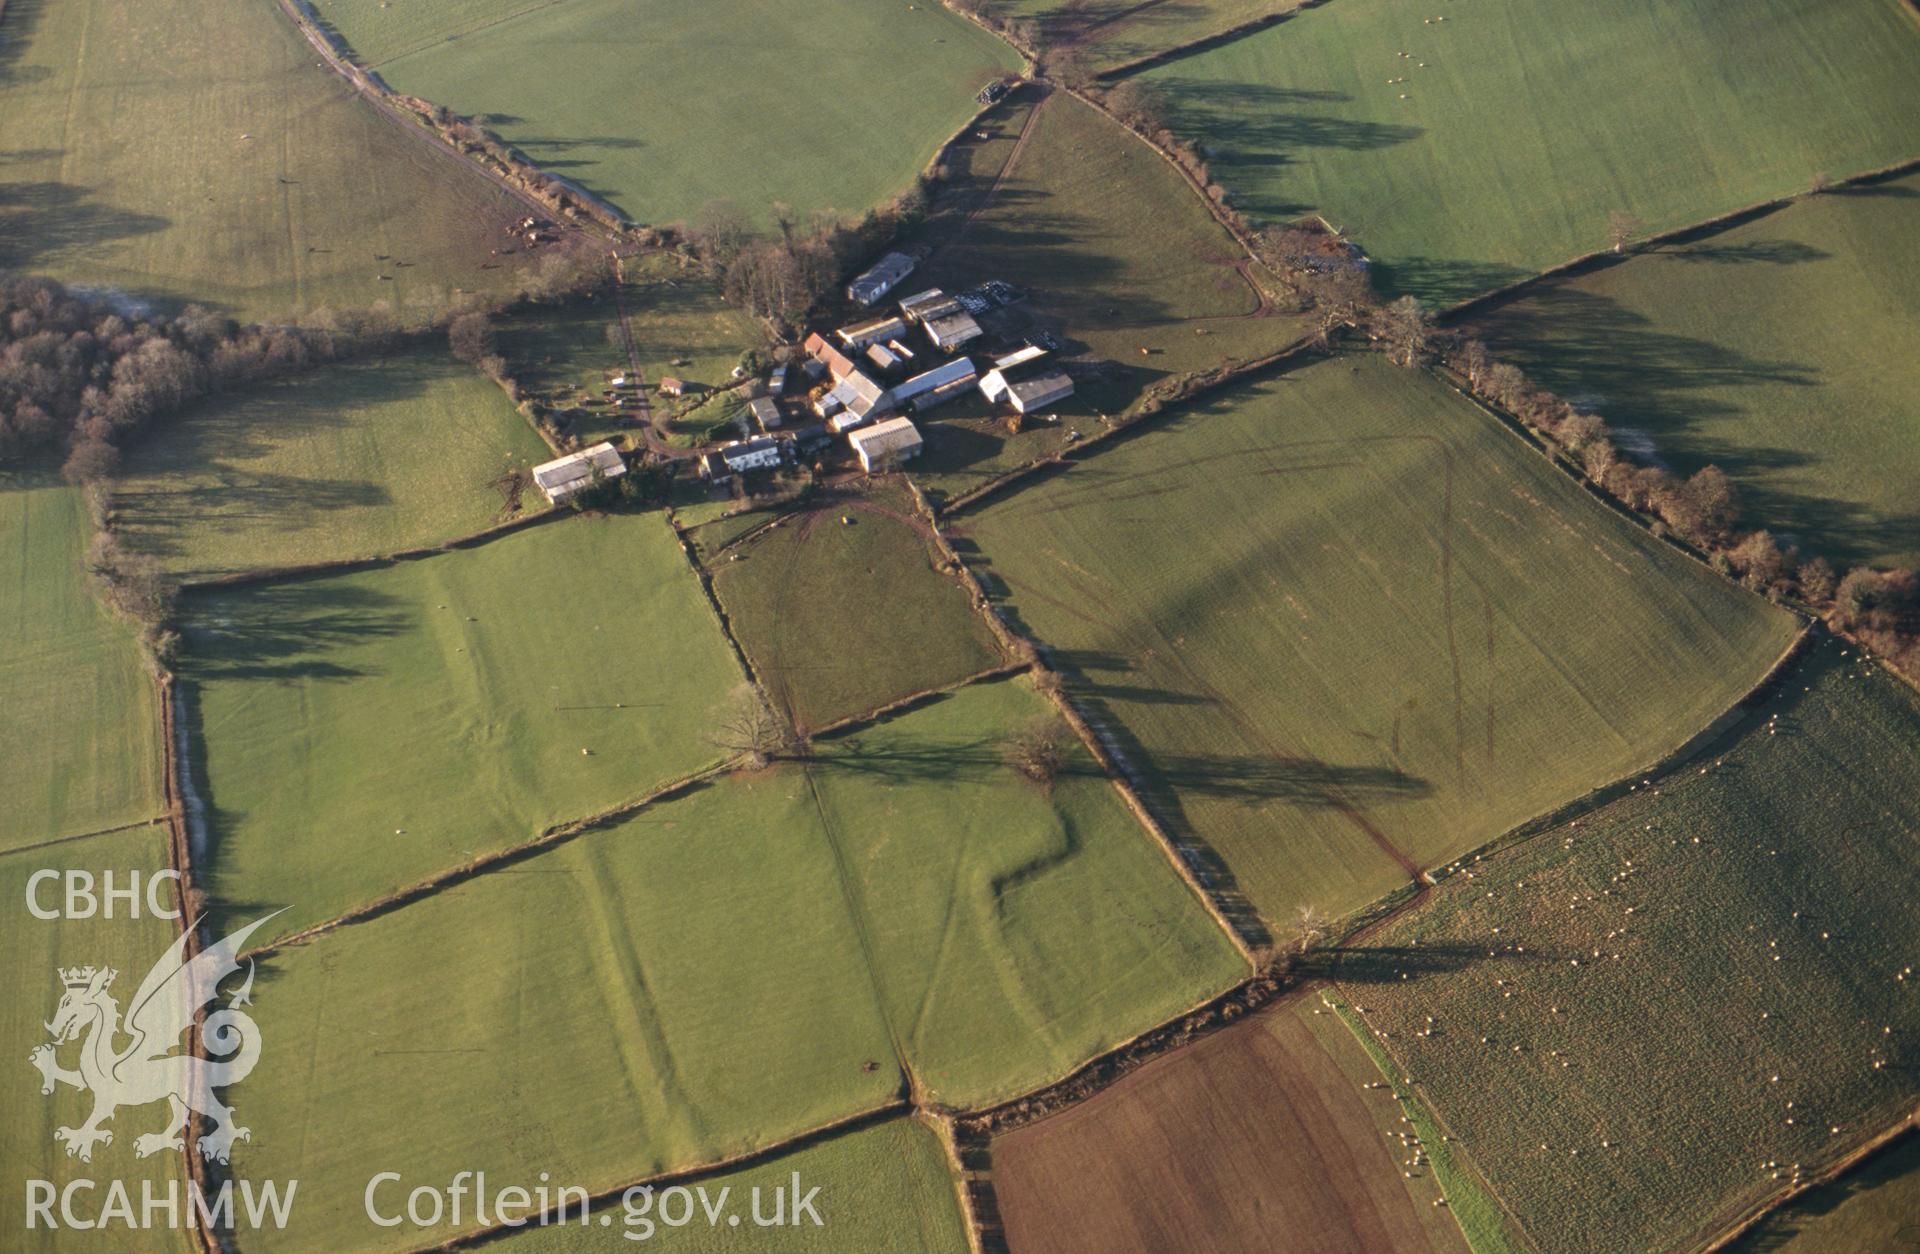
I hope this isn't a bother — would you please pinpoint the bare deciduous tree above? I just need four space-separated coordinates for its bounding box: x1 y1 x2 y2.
711 687 800 767
1006 717 1071 785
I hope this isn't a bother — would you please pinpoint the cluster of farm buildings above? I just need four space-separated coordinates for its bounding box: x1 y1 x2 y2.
527 251 1074 504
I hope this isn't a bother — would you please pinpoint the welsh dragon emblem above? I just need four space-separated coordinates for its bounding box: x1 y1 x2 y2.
28 913 281 1164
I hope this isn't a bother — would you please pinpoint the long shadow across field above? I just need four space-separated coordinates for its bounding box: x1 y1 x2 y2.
182 581 410 683
0 179 170 276
1471 257 1920 563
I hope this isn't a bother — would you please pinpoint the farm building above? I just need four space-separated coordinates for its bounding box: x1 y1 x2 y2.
848 417 925 473
749 396 782 431
979 367 1012 404
531 442 627 503
769 364 788 394
698 451 731 484
838 315 909 349
847 252 916 305
924 310 984 353
817 367 891 428
790 422 833 456
898 288 962 323
803 331 858 381
993 344 1049 371
659 377 687 397
893 357 977 407
866 342 903 374
719 438 784 475
913 378 977 412
1006 371 1075 414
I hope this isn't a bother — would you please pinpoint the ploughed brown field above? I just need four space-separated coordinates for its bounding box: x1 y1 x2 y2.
992 998 1466 1252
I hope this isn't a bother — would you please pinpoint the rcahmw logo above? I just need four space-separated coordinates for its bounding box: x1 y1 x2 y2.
24 907 299 1231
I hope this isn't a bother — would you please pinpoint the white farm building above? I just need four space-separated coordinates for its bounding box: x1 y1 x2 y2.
532 442 626 503
847 417 925 473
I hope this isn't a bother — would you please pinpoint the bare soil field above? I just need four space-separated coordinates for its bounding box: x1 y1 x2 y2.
993 996 1468 1252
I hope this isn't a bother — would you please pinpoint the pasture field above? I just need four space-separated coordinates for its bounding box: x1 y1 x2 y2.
0 0 534 321
990 0 1294 71
305 0 1022 227
798 676 1247 1105
1730 1132 1920 1252
1471 176 1920 568
111 349 550 577
1142 0 1920 302
919 91 1303 436
501 1118 968 1253
232 677 1238 1247
710 489 1007 731
961 354 1798 929
0 477 161 852
181 512 743 946
993 996 1469 1253
1335 637 1920 1251
495 253 759 449
228 775 905 1254
0 829 193 1254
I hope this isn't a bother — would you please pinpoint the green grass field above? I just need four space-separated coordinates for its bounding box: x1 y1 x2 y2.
1142 0 1920 302
798 676 1247 1104
0 829 194 1254
1471 177 1920 568
305 0 1022 227
230 676 1238 1248
961 354 1798 930
495 253 760 449
991 0 1294 71
182 512 744 945
500 1118 968 1253
111 349 551 577
1336 637 1920 1251
711 491 1006 731
0 477 162 852
228 777 904 1253
0 0 535 320
1730 1132 1920 1252
913 89 1307 501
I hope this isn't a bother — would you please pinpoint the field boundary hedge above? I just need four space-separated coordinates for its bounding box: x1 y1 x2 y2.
440 1102 914 1249
271 0 628 235
174 503 561 593
0 815 170 860
1091 0 1319 81
1442 153 1920 324
908 479 1264 962
154 671 222 1254
1706 1116 1920 1253
936 333 1317 517
236 757 739 964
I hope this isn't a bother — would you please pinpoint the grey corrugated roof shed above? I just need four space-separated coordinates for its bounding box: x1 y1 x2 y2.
532 442 627 501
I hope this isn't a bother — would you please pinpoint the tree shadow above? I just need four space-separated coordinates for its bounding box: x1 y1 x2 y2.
181 581 411 682
1305 938 1566 982
0 179 171 274
107 359 460 570
1469 259 1920 563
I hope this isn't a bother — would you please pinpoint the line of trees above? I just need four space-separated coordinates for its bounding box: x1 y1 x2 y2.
1441 336 1919 675
0 274 408 481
